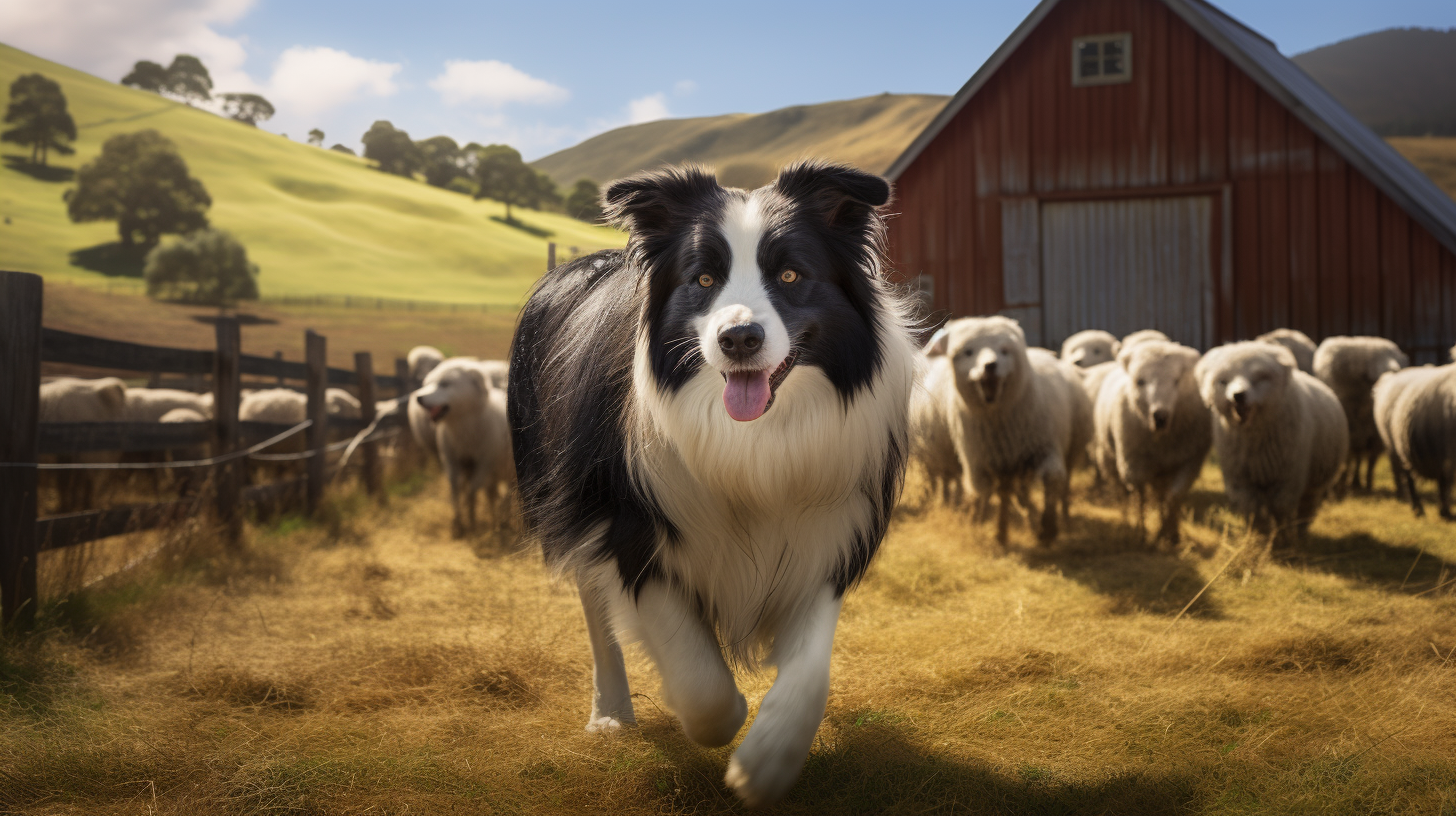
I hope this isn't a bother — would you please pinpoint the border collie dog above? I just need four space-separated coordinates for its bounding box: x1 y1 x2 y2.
507 161 916 805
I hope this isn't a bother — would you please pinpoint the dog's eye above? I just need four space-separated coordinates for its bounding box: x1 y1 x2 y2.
697 274 714 288
1136 379 1146 387
780 269 799 284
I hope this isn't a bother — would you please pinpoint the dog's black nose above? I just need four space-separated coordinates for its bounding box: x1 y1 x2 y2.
718 323 764 361
982 360 997 376
1231 390 1247 406
415 394 427 406
1152 408 1170 429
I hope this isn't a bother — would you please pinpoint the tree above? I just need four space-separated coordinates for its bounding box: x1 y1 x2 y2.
329 143 356 156
219 93 275 126
565 178 603 223
416 135 463 188
65 130 211 247
144 228 259 306
162 55 212 104
308 128 324 146
471 144 539 221
522 169 561 210
121 60 168 93
361 120 422 177
2 73 77 166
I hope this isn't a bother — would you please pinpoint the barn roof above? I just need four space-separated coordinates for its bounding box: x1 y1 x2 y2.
885 0 1456 255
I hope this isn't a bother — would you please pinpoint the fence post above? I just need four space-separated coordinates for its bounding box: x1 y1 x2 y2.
547 241 557 271
273 351 285 386
354 351 380 497
305 331 327 515
0 271 42 629
212 317 242 546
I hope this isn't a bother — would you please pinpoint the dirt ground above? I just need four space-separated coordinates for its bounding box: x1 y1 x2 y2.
3 460 1456 815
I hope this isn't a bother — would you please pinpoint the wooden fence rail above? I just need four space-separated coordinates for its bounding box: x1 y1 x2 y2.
1 270 415 629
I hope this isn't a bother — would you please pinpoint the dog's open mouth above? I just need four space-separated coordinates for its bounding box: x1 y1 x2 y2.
427 404 450 422
721 351 798 422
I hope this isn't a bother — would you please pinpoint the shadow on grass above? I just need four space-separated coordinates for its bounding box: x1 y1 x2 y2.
1277 529 1456 596
189 313 278 326
3 154 74 182
488 214 553 238
1019 515 1227 619
68 242 148 278
632 717 1203 815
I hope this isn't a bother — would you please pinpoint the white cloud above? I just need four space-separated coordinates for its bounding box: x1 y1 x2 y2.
429 60 568 107
0 0 256 95
266 46 400 116
627 92 670 124
673 79 697 96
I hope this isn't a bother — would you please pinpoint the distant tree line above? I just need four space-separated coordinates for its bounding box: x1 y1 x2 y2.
122 54 275 127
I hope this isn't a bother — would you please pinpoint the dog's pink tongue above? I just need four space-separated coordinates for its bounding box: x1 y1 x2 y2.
723 370 772 422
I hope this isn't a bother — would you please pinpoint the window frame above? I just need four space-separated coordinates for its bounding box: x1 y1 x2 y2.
1071 32 1133 87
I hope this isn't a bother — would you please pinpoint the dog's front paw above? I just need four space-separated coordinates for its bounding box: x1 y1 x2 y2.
724 740 803 808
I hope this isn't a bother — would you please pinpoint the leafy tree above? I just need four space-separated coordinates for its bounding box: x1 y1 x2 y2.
523 169 561 210
121 60 168 93
144 228 259 306
361 120 422 177
329 143 356 156
65 129 211 247
2 73 77 166
308 128 324 146
219 93 275 126
163 55 212 104
471 144 541 221
416 135 464 188
565 178 603 223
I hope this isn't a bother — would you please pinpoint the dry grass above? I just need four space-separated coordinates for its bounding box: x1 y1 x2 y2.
1389 136 1456 201
4 460 1456 815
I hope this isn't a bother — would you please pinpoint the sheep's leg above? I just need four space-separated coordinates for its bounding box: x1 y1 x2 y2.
1038 460 1067 544
1407 471 1427 518
969 469 993 524
1156 461 1201 549
577 578 635 733
1135 485 1148 544
1438 473 1453 521
446 465 466 539
1363 451 1379 492
995 478 1013 546
1391 452 1411 501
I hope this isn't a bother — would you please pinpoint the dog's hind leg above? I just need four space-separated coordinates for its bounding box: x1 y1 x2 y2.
623 582 746 748
725 583 841 807
578 579 635 733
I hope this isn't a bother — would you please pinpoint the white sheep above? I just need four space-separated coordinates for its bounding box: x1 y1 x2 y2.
326 388 361 420
930 316 1089 545
407 345 445 389
124 387 213 422
38 377 128 511
413 358 513 537
1312 336 1409 494
911 330 963 504
1381 363 1456 519
477 359 509 390
1060 330 1121 368
1373 366 1433 505
1197 342 1348 547
1094 341 1211 546
1256 328 1317 374
1121 329 1170 350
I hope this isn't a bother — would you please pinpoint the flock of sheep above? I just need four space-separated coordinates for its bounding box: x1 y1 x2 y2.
911 319 1456 550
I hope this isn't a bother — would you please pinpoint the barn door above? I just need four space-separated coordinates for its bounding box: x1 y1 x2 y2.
1000 198 1043 346
1039 196 1213 350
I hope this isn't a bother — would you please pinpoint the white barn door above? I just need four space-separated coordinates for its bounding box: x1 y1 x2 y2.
1039 196 1213 350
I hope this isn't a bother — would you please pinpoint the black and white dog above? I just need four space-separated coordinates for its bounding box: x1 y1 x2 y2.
507 161 916 805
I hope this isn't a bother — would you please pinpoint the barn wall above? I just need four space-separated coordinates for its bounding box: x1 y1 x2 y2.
887 0 1456 360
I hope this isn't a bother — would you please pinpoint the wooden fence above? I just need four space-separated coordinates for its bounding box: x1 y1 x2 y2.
0 270 414 629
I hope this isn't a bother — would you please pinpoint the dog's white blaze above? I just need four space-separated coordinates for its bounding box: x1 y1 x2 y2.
694 195 791 373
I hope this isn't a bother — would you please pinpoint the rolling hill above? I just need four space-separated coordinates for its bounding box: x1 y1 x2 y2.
0 43 624 305
1293 28 1456 137
531 93 949 190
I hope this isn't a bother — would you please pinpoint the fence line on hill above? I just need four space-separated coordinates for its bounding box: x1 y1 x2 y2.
0 269 421 630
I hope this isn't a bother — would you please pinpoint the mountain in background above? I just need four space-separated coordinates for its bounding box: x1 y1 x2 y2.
531 93 949 190
1293 28 1456 137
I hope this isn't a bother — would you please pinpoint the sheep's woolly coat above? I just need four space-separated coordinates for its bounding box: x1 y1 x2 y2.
1094 341 1211 544
1313 336 1409 490
1385 363 1456 518
407 345 444 388
124 388 213 422
911 351 963 503
1197 342 1349 543
414 358 513 535
1256 328 1317 374
1122 329 1170 350
1061 330 1121 368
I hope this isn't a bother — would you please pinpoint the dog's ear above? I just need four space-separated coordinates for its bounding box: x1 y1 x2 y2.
602 166 724 237
774 161 890 229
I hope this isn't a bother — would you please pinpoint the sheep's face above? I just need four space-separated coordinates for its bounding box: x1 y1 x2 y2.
415 364 488 422
1122 342 1200 432
1062 331 1119 368
1364 347 1408 385
941 317 1028 407
1197 343 1295 426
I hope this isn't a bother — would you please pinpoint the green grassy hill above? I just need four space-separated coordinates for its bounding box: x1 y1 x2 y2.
531 93 949 190
0 43 624 305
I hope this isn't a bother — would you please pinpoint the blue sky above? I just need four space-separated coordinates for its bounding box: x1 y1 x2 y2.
3 0 1453 160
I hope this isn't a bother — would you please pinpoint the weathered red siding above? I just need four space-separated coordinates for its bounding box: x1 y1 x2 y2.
887 0 1456 361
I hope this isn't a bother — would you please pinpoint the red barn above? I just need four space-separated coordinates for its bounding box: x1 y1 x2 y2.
885 0 1456 361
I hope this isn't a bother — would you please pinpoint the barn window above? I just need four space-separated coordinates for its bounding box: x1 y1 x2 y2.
1072 33 1132 86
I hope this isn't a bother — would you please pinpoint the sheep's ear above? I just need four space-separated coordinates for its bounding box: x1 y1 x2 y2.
923 327 949 357
774 160 890 229
99 380 127 412
1109 338 1122 356
602 166 724 237
1117 345 1137 371
1269 345 1298 374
